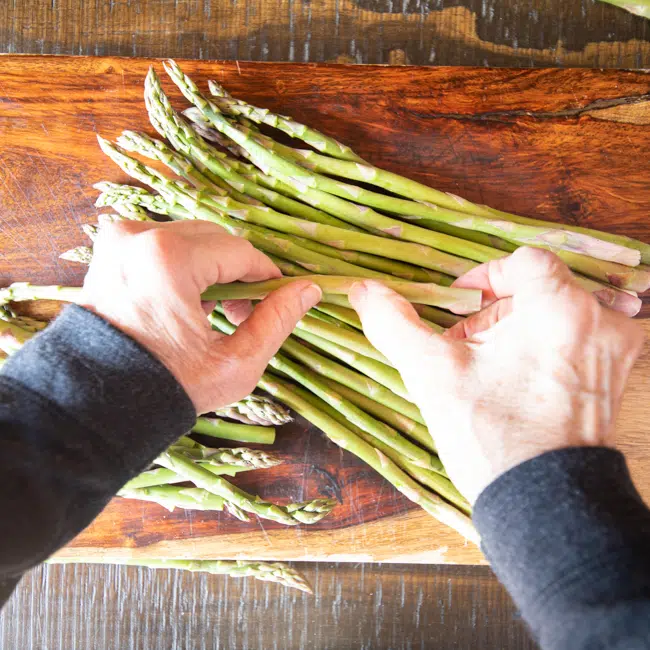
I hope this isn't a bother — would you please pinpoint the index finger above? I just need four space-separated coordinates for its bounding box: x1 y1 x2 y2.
127 220 282 290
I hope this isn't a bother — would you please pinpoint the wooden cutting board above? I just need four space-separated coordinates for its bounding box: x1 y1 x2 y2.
1 56 649 564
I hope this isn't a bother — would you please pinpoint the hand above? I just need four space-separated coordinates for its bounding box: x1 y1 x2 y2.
80 220 321 415
349 247 644 504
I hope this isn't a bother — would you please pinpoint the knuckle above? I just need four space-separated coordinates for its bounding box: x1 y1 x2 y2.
515 246 563 273
137 228 181 264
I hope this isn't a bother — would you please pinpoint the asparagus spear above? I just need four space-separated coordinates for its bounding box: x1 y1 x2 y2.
119 484 228 511
319 376 435 453
312 303 363 329
213 393 292 426
271 264 448 330
597 0 650 19
122 460 258 490
46 557 313 593
207 79 364 163
60 246 93 264
290 328 409 399
0 319 34 355
280 333 425 424
121 468 188 490
192 417 276 444
296 313 389 364
284 380 470 514
271 230 455 285
156 450 337 525
164 60 643 274
258 373 478 542
0 282 82 306
209 311 434 469
0 308 47 332
172 445 283 469
202 276 482 314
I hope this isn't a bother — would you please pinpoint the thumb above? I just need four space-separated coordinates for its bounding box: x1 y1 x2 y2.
349 280 455 372
226 279 322 376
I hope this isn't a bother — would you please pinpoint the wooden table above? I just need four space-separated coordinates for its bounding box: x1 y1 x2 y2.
0 3 648 649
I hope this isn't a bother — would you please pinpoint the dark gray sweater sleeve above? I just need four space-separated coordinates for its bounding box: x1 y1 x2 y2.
473 447 650 650
0 305 196 605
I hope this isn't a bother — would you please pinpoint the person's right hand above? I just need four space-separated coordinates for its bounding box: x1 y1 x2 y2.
349 247 644 505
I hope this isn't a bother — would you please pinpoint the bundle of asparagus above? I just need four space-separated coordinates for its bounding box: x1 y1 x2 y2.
4 60 649 551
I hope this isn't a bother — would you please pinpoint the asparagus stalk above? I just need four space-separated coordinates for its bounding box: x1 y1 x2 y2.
258 373 478 542
271 265 447 331
207 79 364 162
0 308 47 332
192 417 276 444
290 328 409 399
272 230 455 285
284 380 470 513
156 450 337 525
597 0 650 19
46 557 313 593
121 468 189 490
121 463 249 490
119 484 228 511
60 246 93 264
0 282 82 306
209 311 434 469
213 394 292 426
296 313 389 364
0 319 34 355
313 303 363 330
172 445 283 469
165 61 643 277
280 333 425 424
202 276 482 314
319 376 435 453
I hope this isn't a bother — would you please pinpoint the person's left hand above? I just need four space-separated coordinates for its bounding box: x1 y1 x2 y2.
80 219 321 414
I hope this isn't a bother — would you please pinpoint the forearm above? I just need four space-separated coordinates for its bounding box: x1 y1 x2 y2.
0 305 195 594
473 447 650 650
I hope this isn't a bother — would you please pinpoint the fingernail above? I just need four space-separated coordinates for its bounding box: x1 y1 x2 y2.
301 283 322 310
349 280 368 302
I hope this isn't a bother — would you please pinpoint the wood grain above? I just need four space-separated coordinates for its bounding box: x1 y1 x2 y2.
0 56 649 566
0 0 649 68
0 563 537 650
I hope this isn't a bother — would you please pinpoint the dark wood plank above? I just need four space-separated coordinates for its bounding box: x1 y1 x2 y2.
0 0 648 68
0 563 538 650
1 56 649 565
